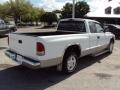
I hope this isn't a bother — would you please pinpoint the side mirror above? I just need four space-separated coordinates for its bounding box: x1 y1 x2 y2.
104 27 109 32
100 29 104 33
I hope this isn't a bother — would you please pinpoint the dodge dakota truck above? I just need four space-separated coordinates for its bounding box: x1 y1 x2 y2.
5 18 115 73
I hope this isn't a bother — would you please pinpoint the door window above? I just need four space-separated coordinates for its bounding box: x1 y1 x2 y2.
89 22 104 33
89 22 97 33
95 23 104 33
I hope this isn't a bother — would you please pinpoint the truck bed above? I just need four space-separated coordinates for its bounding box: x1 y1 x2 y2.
13 31 80 37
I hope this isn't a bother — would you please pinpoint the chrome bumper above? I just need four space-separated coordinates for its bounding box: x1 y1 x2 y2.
5 50 41 69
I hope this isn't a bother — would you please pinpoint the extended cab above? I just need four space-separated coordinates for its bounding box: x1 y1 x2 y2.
5 18 115 73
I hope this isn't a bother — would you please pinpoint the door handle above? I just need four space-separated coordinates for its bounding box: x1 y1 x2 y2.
97 36 100 39
18 40 22 44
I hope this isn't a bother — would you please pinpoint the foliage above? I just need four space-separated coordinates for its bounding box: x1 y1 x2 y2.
61 1 90 18
61 3 73 18
21 7 44 23
52 10 61 13
0 0 45 25
40 12 58 25
0 3 10 18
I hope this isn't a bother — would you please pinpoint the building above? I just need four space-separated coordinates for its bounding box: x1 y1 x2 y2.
86 0 120 25
114 7 120 14
105 6 112 14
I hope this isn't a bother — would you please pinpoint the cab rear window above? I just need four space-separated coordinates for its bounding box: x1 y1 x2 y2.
57 21 86 32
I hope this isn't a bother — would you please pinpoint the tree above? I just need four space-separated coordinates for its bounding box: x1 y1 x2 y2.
53 10 61 13
61 1 90 18
0 3 10 19
61 3 72 18
32 8 45 25
75 1 90 18
7 0 33 24
40 12 58 25
21 7 45 25
0 0 45 25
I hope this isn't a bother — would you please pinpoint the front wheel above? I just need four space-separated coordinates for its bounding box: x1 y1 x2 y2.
108 41 114 53
62 52 78 74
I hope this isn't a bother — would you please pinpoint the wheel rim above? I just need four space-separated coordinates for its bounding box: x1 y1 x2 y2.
67 55 76 71
110 43 113 52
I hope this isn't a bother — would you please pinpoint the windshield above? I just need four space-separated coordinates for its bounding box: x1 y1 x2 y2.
115 25 120 29
110 24 120 29
57 21 86 32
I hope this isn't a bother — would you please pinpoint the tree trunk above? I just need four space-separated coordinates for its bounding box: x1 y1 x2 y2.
36 21 38 26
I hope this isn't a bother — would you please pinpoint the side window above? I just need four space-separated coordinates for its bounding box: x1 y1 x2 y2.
89 22 97 33
74 21 86 32
95 23 104 33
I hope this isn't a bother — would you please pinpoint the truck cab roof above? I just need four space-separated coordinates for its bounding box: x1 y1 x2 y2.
59 18 100 23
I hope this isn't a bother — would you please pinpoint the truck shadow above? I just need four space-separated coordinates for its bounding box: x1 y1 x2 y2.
0 35 8 38
116 38 120 40
0 53 110 90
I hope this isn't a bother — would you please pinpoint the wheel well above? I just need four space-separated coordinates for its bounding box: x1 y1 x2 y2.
64 45 81 58
110 38 114 43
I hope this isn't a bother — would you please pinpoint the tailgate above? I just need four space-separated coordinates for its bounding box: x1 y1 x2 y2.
9 34 37 59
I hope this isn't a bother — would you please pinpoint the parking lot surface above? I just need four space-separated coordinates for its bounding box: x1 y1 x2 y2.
0 27 120 90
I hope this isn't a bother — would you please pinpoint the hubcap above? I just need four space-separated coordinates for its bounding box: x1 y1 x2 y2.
67 55 76 71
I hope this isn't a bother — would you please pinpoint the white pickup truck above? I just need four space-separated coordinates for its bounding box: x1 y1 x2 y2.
5 18 115 73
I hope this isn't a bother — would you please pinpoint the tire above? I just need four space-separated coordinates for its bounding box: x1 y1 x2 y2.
108 41 114 53
62 51 78 74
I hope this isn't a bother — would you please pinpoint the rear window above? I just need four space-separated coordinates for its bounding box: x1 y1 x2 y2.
57 21 86 32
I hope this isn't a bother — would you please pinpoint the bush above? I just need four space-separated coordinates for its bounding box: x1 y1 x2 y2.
40 12 58 25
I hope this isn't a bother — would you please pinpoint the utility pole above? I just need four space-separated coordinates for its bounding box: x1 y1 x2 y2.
72 0 75 18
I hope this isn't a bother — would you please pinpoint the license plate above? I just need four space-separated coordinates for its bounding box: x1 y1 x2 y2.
16 55 23 64
10 53 17 60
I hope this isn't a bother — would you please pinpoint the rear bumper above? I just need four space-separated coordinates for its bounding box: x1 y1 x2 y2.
5 50 62 69
5 50 41 69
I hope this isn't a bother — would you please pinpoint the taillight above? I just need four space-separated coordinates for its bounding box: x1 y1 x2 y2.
36 42 45 56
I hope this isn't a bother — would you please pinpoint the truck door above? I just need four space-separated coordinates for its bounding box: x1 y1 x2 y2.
95 23 106 50
88 22 99 53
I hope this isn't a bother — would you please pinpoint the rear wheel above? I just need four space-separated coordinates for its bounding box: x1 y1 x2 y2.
62 52 78 74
